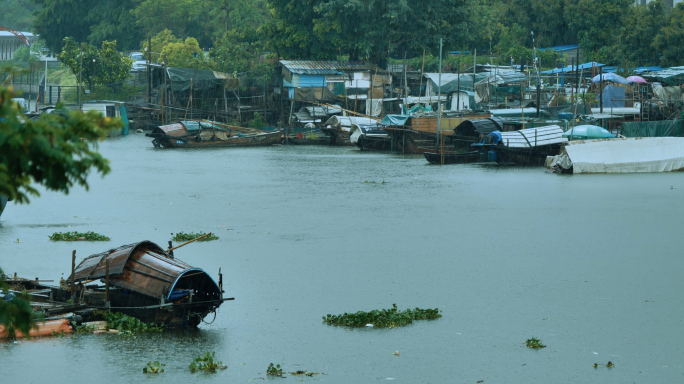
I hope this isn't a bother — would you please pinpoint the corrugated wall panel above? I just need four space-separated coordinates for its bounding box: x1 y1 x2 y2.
298 74 326 88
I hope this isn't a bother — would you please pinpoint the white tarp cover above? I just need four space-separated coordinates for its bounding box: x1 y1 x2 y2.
564 137 684 173
499 125 567 148
323 116 379 132
365 99 382 117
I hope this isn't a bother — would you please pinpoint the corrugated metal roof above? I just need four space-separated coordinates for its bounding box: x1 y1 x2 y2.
280 60 370 75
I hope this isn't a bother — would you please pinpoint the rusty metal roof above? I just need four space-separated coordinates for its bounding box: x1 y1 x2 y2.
150 123 188 138
280 60 370 75
70 241 201 299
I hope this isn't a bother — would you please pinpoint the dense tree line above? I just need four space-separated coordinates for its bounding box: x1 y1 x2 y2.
3 0 683 69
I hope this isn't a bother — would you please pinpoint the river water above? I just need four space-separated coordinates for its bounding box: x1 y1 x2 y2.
1 134 683 383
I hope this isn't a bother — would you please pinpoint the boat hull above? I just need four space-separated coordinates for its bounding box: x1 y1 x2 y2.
154 130 282 148
424 151 481 165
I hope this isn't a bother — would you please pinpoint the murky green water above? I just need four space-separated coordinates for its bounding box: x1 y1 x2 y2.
2 134 684 383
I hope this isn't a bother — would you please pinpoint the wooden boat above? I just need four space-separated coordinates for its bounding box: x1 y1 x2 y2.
424 150 481 165
146 120 282 148
1 240 232 329
0 319 72 339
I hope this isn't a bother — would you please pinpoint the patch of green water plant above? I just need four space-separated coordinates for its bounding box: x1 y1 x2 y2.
267 363 283 376
323 304 441 328
143 361 165 373
94 311 163 334
189 351 227 372
525 338 546 349
172 231 218 242
49 231 110 241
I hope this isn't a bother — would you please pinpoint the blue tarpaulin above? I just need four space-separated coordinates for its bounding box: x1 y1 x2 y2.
380 115 410 126
602 85 625 108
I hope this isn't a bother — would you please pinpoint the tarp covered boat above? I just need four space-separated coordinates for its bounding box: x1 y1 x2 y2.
549 137 684 173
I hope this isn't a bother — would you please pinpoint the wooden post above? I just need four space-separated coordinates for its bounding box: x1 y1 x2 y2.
105 259 110 308
71 250 76 298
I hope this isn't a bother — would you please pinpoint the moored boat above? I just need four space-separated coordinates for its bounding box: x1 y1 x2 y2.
146 120 281 148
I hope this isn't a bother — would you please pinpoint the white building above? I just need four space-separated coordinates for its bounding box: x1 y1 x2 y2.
0 31 36 61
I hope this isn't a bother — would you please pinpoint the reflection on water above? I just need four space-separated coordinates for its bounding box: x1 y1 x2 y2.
1 134 684 383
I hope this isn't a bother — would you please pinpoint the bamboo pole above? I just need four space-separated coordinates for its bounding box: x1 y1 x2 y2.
70 250 76 299
105 259 110 308
418 49 425 105
166 232 213 253
308 101 380 120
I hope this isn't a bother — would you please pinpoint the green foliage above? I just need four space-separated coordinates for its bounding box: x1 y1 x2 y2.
189 352 227 373
525 338 546 349
172 232 219 242
0 84 121 204
72 322 96 334
0 0 39 31
143 361 165 374
161 37 209 69
33 0 141 52
210 26 273 81
323 304 442 329
96 311 164 334
0 267 35 338
58 38 132 88
49 231 110 241
248 112 265 129
576 92 597 106
266 363 283 376
653 4 684 67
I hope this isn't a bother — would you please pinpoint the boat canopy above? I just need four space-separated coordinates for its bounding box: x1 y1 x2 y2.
69 241 221 300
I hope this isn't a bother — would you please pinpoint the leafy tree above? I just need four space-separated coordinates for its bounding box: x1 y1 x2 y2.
32 0 142 52
0 0 40 31
567 0 632 63
58 38 132 89
0 84 121 203
0 81 120 335
261 0 338 60
132 0 212 47
210 26 272 79
160 37 208 69
142 29 181 64
85 0 141 50
653 3 684 67
32 0 91 53
618 2 664 67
